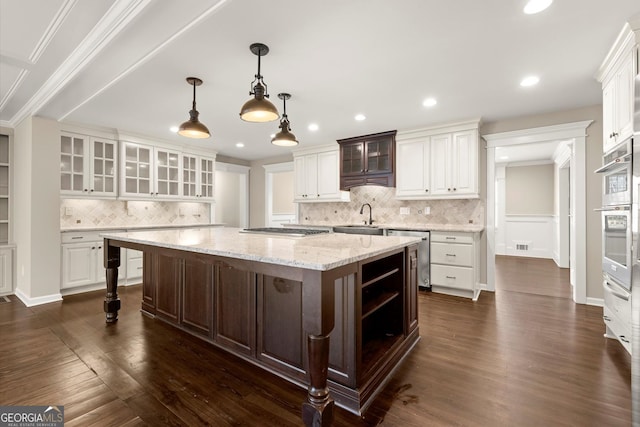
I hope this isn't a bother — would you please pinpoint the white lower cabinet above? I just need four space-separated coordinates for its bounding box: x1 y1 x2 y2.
0 246 13 295
61 231 125 292
602 278 632 354
126 249 143 281
430 231 480 300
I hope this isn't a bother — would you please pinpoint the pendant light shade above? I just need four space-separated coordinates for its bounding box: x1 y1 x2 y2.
178 77 210 139
240 43 279 123
271 93 298 147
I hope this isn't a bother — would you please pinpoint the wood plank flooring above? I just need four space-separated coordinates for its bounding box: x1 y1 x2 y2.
0 257 631 426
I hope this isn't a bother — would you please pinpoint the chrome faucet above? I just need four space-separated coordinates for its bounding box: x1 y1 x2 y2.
360 203 374 225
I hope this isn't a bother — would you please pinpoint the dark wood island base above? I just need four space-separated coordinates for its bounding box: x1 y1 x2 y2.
102 230 419 425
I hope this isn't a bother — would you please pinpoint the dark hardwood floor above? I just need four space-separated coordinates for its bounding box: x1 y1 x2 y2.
0 257 631 426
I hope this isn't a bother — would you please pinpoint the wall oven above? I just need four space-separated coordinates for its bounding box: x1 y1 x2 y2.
596 139 632 206
600 205 632 290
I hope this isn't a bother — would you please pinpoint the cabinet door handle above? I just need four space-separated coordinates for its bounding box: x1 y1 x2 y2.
98 246 102 249
91 246 96 250
453 188 457 191
447 188 451 191
84 189 89 192
90 189 94 192
603 315 611 322
446 275 457 279
620 335 630 343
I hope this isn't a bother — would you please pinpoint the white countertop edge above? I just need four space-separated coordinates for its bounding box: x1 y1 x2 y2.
61 223 225 233
287 223 484 233
101 232 422 271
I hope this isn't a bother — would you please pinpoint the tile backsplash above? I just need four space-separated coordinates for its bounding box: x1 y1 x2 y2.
298 186 484 226
60 199 210 229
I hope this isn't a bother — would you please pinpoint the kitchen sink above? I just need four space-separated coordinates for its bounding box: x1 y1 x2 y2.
332 225 384 236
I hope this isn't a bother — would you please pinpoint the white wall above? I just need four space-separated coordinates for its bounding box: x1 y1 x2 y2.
14 117 62 304
215 163 249 228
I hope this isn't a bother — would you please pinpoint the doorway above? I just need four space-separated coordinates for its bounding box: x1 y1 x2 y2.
263 162 296 227
484 121 592 304
214 162 250 228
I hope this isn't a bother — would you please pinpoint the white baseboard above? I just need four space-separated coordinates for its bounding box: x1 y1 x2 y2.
586 297 604 307
15 287 63 307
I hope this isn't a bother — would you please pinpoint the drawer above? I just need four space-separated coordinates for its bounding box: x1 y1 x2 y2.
603 306 632 353
431 264 474 290
431 231 474 244
127 257 143 279
127 249 143 262
431 242 473 267
62 230 125 243
603 280 631 324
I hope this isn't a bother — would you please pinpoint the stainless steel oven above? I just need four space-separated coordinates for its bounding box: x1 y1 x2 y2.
600 206 632 290
596 139 632 206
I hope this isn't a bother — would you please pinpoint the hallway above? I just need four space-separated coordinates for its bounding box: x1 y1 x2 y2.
495 254 572 299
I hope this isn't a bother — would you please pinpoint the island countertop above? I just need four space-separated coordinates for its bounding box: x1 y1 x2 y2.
101 227 421 271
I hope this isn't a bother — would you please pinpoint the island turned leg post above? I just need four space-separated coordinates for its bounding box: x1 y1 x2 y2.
302 270 335 426
103 239 121 323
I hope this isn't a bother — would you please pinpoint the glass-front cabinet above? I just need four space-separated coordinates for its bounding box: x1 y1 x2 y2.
338 130 396 190
0 134 9 243
182 153 215 200
60 132 117 198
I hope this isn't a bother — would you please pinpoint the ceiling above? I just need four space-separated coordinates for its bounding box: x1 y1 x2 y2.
1 0 639 161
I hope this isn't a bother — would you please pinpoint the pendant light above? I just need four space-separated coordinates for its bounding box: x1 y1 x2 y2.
178 77 210 139
271 93 298 146
239 43 279 122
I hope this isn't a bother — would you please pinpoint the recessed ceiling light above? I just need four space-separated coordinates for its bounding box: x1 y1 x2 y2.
520 75 540 87
355 114 366 121
308 123 319 131
170 126 179 133
422 98 437 107
524 0 552 14
236 142 245 148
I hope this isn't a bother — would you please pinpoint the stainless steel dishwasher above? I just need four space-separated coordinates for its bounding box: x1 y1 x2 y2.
386 229 430 290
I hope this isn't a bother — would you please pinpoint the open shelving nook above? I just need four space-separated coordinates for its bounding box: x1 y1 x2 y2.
359 249 405 378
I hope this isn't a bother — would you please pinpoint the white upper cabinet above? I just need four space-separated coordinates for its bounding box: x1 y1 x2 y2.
598 23 638 153
60 132 117 198
396 120 480 200
120 141 181 199
293 144 350 203
395 138 429 198
182 153 215 200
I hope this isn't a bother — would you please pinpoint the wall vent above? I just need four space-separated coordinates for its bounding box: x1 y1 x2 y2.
516 243 529 251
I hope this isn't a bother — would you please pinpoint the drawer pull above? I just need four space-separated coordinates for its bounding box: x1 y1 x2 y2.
445 237 456 240
71 237 83 240
445 253 456 257
620 335 630 343
603 315 611 322
446 276 456 279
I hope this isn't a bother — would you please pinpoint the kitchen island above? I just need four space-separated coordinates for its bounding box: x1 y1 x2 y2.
101 227 421 425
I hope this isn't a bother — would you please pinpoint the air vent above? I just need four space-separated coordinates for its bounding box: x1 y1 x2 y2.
516 244 529 251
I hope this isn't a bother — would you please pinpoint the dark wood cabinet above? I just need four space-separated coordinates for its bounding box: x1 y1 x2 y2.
182 258 213 337
214 264 256 355
338 130 396 190
135 245 417 414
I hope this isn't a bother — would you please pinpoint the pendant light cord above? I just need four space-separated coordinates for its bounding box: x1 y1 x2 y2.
192 80 197 110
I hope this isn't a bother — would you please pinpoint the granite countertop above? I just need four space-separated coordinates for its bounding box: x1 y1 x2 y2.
287 222 484 233
61 223 225 233
101 227 422 271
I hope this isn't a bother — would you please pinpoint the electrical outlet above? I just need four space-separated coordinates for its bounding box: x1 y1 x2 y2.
64 207 73 216
424 206 431 215
399 207 410 215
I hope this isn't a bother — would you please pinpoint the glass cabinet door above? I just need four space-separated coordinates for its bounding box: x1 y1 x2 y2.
365 139 392 173
200 158 214 199
183 155 198 197
60 134 86 192
155 149 180 196
125 143 152 195
341 143 363 175
91 138 116 195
